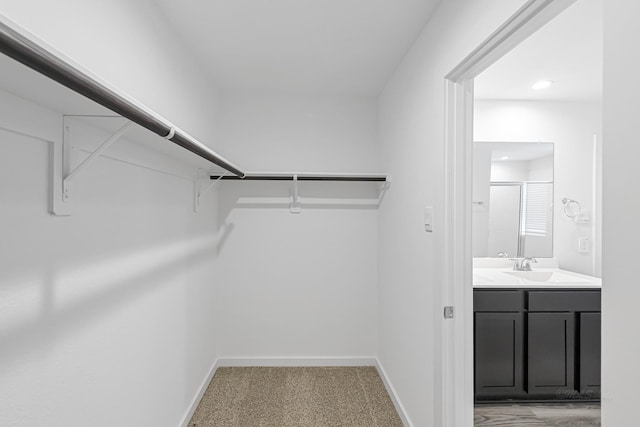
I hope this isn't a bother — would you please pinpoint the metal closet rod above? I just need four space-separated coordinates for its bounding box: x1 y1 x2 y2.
210 173 389 182
0 20 245 178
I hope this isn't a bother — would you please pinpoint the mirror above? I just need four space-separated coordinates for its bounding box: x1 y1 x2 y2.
473 142 554 258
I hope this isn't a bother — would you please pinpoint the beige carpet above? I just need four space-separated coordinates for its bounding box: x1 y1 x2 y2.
188 366 404 427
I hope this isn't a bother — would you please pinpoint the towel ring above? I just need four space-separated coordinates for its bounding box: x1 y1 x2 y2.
562 197 581 218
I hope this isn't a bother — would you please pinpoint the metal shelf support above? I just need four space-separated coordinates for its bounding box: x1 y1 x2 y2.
194 170 226 213
62 121 132 201
290 174 301 214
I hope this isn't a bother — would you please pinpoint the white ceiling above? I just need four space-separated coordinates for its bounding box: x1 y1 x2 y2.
475 0 603 102
153 0 441 96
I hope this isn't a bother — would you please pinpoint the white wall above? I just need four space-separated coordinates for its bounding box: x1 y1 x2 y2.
215 94 379 360
474 100 602 275
0 90 219 427
377 1 527 425
602 0 640 424
529 155 554 181
0 1 224 426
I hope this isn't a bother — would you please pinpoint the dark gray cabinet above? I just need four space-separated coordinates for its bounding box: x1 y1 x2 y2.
474 289 600 402
475 312 525 398
528 312 575 397
579 312 601 395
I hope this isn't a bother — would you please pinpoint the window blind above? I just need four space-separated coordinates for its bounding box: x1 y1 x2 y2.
521 183 551 237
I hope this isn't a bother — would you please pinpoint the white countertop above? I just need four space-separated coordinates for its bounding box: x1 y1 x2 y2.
473 258 601 289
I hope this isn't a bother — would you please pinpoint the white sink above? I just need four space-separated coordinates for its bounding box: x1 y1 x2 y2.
504 271 592 283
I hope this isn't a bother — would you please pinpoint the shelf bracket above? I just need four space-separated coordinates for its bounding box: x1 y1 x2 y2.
63 121 132 200
289 174 302 214
377 177 392 206
51 119 131 215
194 169 225 212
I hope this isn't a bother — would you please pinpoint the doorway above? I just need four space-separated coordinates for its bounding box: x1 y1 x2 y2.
442 0 603 425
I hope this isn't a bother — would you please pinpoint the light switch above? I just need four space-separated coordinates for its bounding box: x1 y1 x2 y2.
578 237 590 253
424 206 433 233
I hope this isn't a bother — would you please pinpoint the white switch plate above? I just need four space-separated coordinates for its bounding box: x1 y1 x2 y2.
578 237 590 253
424 206 433 232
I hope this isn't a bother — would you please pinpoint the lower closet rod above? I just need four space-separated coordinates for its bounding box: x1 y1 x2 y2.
210 174 388 182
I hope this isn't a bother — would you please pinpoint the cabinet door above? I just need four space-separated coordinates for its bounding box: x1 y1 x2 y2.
475 312 525 399
579 312 601 396
528 312 575 397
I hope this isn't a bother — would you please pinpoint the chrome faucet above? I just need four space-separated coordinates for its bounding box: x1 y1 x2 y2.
497 252 509 258
513 257 537 271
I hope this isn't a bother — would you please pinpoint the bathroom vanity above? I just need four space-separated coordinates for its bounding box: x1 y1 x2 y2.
473 260 601 402
471 139 602 402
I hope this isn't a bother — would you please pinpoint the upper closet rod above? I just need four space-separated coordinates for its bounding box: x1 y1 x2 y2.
0 19 245 178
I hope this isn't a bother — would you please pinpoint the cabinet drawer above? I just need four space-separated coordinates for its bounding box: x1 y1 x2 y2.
474 290 524 312
528 291 600 312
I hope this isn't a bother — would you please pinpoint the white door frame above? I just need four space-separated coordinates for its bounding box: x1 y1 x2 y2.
441 1 578 425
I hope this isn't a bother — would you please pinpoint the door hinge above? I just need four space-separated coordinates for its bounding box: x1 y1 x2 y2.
444 306 454 319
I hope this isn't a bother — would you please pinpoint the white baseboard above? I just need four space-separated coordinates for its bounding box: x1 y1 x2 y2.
376 360 413 427
179 358 220 427
217 356 377 367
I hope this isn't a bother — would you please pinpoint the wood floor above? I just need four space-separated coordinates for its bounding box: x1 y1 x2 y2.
475 403 601 426
188 366 403 427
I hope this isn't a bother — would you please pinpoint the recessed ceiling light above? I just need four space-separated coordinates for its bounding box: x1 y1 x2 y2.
532 80 553 90
500 156 509 160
